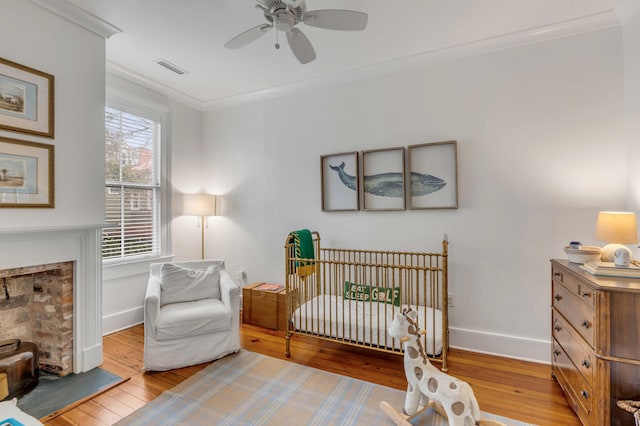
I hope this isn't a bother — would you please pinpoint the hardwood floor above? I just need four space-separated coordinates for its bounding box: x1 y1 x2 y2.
42 324 580 425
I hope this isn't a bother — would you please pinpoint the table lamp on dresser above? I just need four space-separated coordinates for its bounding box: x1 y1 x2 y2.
595 211 638 266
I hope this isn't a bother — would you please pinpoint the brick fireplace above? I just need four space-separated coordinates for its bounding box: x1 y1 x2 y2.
0 262 74 375
0 225 103 374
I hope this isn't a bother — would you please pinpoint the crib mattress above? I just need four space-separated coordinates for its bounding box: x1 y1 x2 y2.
292 295 443 355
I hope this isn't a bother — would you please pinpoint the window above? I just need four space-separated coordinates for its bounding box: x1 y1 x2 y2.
102 106 162 260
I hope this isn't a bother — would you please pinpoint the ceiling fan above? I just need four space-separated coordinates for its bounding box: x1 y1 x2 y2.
224 0 368 64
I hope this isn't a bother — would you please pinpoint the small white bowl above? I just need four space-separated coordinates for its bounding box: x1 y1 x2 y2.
564 246 601 264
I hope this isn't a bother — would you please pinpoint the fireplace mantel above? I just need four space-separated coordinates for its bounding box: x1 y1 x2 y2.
0 224 105 373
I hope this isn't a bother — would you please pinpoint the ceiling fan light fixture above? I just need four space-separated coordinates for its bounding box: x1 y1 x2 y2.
275 11 295 31
225 0 367 64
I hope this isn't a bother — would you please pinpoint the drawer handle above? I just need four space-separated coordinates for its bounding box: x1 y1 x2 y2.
554 325 562 332
581 320 591 329
581 359 591 369
581 292 592 299
554 294 562 302
553 272 561 278
581 390 589 400
553 349 561 357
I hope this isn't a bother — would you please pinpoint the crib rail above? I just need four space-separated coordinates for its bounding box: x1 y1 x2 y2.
284 231 449 371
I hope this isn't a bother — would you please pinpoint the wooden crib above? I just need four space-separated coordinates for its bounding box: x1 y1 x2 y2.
284 231 450 371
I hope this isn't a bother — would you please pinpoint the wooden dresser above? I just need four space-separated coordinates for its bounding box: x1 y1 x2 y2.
551 259 640 426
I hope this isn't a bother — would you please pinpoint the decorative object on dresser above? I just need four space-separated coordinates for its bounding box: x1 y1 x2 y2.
580 261 640 278
595 211 638 265
563 245 601 264
551 259 640 426
242 282 288 330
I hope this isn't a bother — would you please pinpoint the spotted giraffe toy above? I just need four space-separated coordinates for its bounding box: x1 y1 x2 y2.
381 308 503 426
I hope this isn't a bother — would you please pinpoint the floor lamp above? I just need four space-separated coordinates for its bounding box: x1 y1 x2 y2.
183 193 217 260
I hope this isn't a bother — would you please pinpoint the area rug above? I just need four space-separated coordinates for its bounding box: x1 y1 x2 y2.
17 367 127 421
117 350 533 426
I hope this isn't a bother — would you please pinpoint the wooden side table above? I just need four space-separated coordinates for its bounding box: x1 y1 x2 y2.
242 282 287 330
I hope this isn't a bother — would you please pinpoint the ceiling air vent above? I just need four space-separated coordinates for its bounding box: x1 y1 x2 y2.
154 59 188 75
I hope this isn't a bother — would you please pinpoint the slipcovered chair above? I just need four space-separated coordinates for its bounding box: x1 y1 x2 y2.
143 259 240 371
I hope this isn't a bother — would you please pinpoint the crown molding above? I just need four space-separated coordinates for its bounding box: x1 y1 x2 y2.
106 62 204 110
28 0 122 39
201 9 620 110
105 8 621 112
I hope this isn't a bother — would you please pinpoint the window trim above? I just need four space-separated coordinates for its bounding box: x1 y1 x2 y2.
103 93 171 265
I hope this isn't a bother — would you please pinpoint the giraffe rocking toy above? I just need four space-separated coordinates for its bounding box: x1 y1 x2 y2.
380 308 505 426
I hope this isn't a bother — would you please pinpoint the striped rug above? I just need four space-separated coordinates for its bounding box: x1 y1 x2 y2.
117 350 533 425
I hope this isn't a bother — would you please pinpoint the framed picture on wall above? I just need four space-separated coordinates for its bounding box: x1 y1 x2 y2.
0 57 54 138
320 151 359 211
0 136 54 208
407 140 458 209
361 146 405 211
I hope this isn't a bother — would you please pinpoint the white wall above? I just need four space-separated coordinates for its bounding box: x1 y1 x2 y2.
101 73 205 333
623 4 640 217
201 27 625 362
168 99 208 261
0 1 108 370
0 0 106 228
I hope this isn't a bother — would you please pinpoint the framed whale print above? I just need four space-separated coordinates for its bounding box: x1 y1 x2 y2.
0 57 54 138
321 151 359 211
361 147 405 211
407 140 458 209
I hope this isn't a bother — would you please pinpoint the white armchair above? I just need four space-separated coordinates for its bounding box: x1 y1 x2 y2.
143 260 240 371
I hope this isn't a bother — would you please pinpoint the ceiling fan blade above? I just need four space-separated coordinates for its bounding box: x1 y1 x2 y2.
224 24 272 49
303 10 368 31
287 28 316 64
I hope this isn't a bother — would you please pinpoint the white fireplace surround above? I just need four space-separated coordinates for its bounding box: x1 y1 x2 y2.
0 225 103 373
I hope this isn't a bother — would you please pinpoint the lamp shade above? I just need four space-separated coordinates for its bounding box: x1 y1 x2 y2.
183 193 217 216
595 211 638 244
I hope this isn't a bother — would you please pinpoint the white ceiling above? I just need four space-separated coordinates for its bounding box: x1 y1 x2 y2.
64 0 619 109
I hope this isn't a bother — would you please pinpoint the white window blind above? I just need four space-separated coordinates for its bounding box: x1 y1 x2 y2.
102 106 161 260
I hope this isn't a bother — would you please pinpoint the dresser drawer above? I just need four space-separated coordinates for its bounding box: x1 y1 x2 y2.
552 265 596 308
552 309 595 386
552 281 595 347
552 339 594 423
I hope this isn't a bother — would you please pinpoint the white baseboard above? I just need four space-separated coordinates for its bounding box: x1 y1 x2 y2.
449 327 551 364
103 306 143 335
79 343 103 373
100 309 552 364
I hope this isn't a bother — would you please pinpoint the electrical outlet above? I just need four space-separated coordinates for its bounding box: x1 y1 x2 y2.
448 294 455 309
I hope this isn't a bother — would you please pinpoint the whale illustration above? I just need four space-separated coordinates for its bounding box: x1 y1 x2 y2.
329 162 446 198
